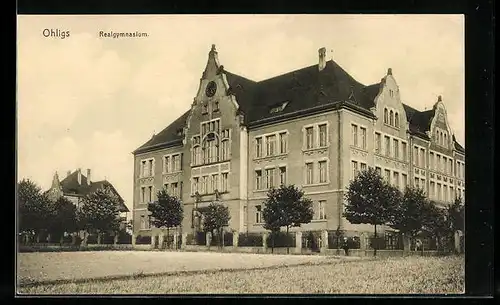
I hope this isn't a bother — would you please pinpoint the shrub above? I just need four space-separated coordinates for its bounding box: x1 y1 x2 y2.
238 233 262 247
135 235 152 245
195 231 206 245
117 231 132 244
266 232 295 248
87 234 98 244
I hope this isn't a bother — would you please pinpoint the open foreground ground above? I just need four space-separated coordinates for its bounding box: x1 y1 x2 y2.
17 251 464 294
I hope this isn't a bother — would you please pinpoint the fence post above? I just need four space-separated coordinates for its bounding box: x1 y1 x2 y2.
321 230 328 253
295 231 302 254
182 233 187 248
173 233 178 250
132 233 136 246
151 234 156 249
113 234 119 245
359 232 367 250
233 231 239 247
206 232 212 247
263 232 268 251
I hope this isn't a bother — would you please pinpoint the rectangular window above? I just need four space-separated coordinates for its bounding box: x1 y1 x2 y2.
455 161 458 177
375 132 381 154
172 182 179 198
172 155 180 171
318 200 326 220
221 173 228 192
351 124 358 147
201 176 208 194
211 174 218 193
375 167 382 176
414 147 419 166
430 181 435 198
319 124 328 147
437 155 442 172
430 152 434 170
148 186 153 202
221 140 229 161
279 167 287 185
384 169 391 181
306 163 314 184
393 172 400 188
141 160 147 177
393 139 399 159
306 127 314 149
265 168 275 189
193 177 199 194
450 186 454 201
449 159 453 175
360 127 366 149
148 159 154 176
414 177 419 188
420 148 425 168
402 142 407 162
255 205 262 223
421 179 426 192
255 170 262 190
385 136 391 157
352 161 358 179
279 132 288 154
266 135 276 156
319 161 327 183
256 137 263 158
360 163 367 172
207 176 213 194
444 185 448 201
140 187 145 203
437 183 442 200
402 174 408 190
164 156 171 173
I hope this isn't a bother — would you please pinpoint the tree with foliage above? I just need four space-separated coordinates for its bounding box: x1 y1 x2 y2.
448 196 465 233
17 179 52 243
262 184 314 254
422 201 453 253
203 202 231 248
343 167 401 256
48 197 78 244
79 187 121 245
389 186 429 251
148 189 184 249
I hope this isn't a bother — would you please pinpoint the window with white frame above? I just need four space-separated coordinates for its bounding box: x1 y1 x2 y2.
402 142 407 162
221 139 229 161
164 156 171 173
319 124 328 147
437 183 442 200
393 139 399 159
360 162 367 172
414 177 419 188
375 166 382 176
420 179 425 191
352 161 359 179
207 175 213 194
393 171 399 188
384 108 388 124
255 205 262 223
413 146 419 166
305 127 314 149
266 135 276 156
317 200 326 220
306 163 314 184
395 112 400 128
279 167 287 185
360 127 367 150
402 174 408 189
221 173 228 192
192 177 199 194
173 154 181 171
385 136 391 157
384 169 391 181
192 146 201 165
389 110 394 126
444 185 448 201
265 168 275 189
279 132 288 154
140 187 145 203
351 124 358 147
172 182 179 198
375 132 381 154
201 176 207 194
420 148 425 168
255 170 263 190
430 181 435 199
319 161 327 183
148 186 153 202
256 137 263 158
211 174 218 193
430 152 434 170
449 159 453 176
450 186 454 201
437 154 442 172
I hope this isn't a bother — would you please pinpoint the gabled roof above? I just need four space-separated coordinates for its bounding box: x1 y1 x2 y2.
133 51 464 154
453 135 465 154
59 171 129 212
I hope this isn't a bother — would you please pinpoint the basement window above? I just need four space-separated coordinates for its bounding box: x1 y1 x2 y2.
269 101 289 114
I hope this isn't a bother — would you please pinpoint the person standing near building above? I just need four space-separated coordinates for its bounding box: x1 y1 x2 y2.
342 237 350 256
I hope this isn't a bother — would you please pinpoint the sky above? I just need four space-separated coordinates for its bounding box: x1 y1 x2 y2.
17 14 465 214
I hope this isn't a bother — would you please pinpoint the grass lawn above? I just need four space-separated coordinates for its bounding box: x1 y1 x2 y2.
18 253 464 294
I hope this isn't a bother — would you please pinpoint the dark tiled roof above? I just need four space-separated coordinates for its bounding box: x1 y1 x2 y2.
134 57 463 153
453 135 465 153
60 171 129 212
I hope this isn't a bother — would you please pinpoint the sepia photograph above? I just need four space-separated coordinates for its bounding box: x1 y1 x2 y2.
17 14 465 295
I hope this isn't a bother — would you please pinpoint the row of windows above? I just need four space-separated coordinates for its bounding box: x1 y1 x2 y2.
305 123 328 150
192 173 229 195
140 185 154 203
255 167 287 190
256 132 288 158
383 108 400 128
456 161 465 179
375 132 408 161
192 138 230 166
351 124 367 150
305 160 329 185
435 128 449 148
254 200 326 224
413 146 426 168
376 166 409 191
202 100 219 114
163 154 182 173
429 181 458 202
429 152 454 176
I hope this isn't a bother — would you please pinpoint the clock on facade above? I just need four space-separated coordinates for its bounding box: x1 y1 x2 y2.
205 81 217 97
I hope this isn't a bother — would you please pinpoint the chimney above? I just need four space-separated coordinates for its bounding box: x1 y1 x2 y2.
87 169 91 185
387 68 393 75
77 168 82 185
318 47 327 71
67 170 71 177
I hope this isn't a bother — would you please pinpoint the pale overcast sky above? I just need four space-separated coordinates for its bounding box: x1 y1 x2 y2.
17 14 464 213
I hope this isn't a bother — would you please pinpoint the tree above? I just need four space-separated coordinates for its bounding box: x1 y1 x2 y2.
262 184 314 254
48 197 78 244
422 201 453 253
17 179 52 243
79 187 121 244
203 202 231 248
389 186 429 251
448 196 465 232
343 167 401 256
148 190 183 249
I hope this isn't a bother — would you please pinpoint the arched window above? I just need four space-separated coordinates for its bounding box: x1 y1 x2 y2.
192 145 201 165
395 112 399 128
384 108 388 124
444 133 447 146
389 110 394 126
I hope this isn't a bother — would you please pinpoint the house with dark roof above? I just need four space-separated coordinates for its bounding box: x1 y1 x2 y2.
46 169 129 229
132 45 465 242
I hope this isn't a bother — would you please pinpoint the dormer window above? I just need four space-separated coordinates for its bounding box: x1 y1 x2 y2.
270 101 289 114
